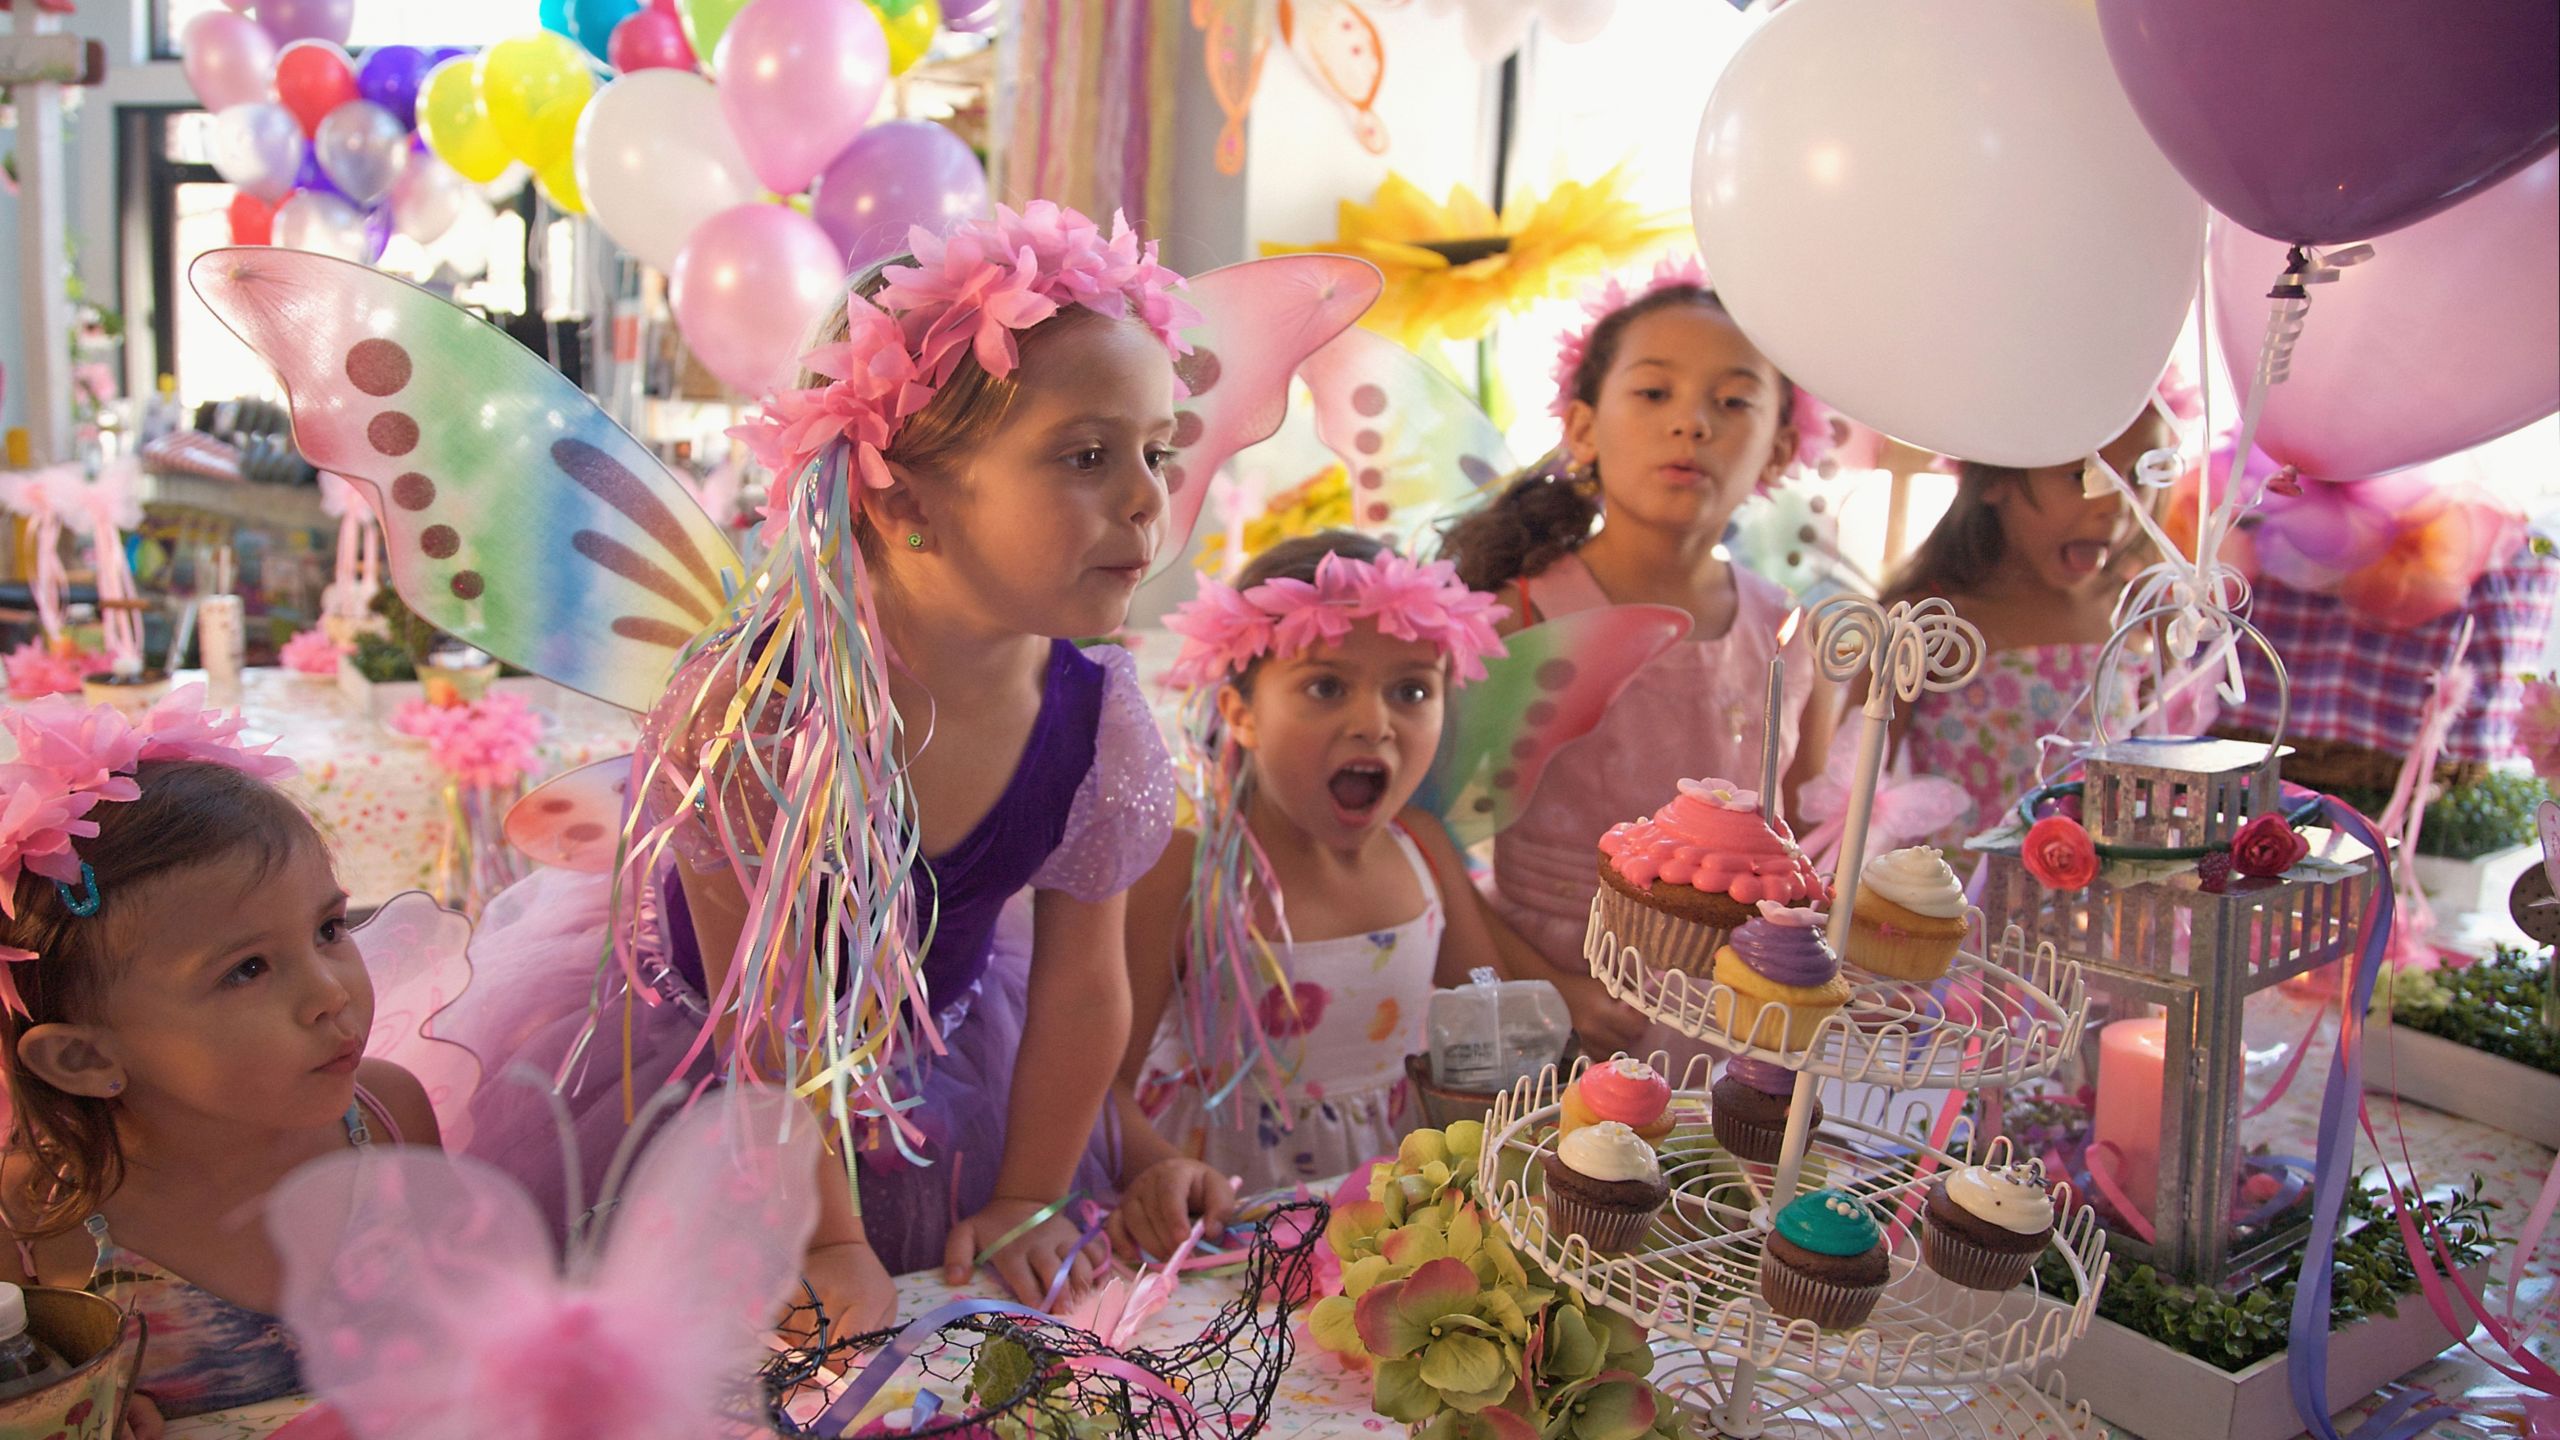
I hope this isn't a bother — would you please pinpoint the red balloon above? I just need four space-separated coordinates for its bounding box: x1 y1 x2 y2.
230 190 279 245
607 8 695 71
273 39 359 137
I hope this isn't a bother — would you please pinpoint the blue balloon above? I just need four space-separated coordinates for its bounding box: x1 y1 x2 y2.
356 45 431 131
566 0 643 61
538 0 572 37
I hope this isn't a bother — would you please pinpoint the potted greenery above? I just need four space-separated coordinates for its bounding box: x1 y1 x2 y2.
2365 946 2560 1147
339 631 424 721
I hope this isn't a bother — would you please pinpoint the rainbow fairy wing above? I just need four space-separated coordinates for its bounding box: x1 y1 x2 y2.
189 248 742 714
1298 324 1515 540
503 756 635 874
1418 604 1692 846
1159 254 1382 571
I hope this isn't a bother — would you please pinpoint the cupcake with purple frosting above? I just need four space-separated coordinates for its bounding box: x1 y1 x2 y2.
1710 901 1852 1052
1711 1054 1825 1164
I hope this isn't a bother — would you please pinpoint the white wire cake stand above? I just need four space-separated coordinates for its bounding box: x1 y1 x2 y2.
1646 1347 2103 1439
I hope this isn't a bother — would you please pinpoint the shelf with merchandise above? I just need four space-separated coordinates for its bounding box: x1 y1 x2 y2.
1476 1060 2112 1396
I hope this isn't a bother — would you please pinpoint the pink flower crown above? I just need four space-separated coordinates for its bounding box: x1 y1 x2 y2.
1162 551 1510 691
0 684 297 1003
1547 255 1834 473
727 202 1202 493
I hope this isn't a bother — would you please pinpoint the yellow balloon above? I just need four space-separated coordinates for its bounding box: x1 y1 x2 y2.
476 32 594 173
880 0 939 75
417 57 511 185
536 157 586 215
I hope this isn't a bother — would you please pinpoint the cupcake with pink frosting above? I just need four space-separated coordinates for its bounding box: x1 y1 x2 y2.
1593 777 1827 974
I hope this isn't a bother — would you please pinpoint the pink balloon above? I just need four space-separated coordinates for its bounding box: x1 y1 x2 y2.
810 119 989 272
254 0 355 46
670 204 848 396
181 11 279 111
714 0 890 195
2214 153 2559 481
608 8 697 72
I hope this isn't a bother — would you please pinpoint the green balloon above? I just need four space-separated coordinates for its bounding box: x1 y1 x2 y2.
871 0 925 16
676 0 751 62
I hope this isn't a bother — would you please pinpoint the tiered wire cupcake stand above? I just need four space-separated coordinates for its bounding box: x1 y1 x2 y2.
1472 598 2114 1438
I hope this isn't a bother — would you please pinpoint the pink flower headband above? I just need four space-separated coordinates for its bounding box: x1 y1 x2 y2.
0 684 297 1006
728 201 1202 492
1548 255 1834 471
1162 551 1510 691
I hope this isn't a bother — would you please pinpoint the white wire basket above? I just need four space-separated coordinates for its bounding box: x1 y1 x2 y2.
1476 1061 2112 1392
1585 911 2091 1091
1646 1346 2102 1439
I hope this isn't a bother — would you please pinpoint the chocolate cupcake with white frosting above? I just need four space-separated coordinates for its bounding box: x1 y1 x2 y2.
1539 1121 1669 1254
1920 1162 2055 1290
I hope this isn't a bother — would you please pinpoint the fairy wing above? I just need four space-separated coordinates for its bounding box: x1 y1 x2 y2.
504 755 636 874
1417 604 1691 846
1193 0 1277 176
357 891 483 1149
189 248 743 714
1159 254 1382 572
1280 0 1390 154
1297 324 1514 540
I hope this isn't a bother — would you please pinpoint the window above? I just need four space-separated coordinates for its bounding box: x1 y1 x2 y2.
158 0 534 59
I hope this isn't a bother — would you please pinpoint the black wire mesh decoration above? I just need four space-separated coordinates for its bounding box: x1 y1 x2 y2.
760 1199 1331 1438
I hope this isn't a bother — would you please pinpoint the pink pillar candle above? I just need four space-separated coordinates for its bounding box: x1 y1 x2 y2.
2093 1015 2168 1226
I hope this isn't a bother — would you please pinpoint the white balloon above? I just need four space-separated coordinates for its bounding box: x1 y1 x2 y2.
1691 0 2204 467
573 70 764 274
209 102 307 204
391 153 472 247
273 190 370 263
429 193 499 280
314 99 411 207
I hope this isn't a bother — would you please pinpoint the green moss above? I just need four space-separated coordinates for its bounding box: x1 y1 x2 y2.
2383 947 2560 1076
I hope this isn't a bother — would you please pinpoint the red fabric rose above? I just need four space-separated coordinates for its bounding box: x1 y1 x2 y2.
2022 815 2100 891
2231 813 2310 878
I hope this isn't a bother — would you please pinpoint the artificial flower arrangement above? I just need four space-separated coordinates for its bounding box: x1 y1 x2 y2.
1304 1123 1690 1440
391 690 544 791
281 625 353 677
2006 786 2319 896
3 636 100 699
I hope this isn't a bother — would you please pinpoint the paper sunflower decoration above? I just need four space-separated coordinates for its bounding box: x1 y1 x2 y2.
1264 167 1683 349
1198 463 1356 577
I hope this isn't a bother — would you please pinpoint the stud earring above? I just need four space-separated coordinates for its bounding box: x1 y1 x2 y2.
105 1079 123 1096
906 533 925 550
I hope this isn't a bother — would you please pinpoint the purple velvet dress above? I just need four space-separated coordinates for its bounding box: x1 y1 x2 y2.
445 640 1174 1275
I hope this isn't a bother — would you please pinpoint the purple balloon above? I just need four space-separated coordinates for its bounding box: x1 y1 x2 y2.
357 46 432 130
363 204 394 264
427 46 471 66
253 0 355 46
2095 0 2558 246
941 0 997 33
2214 154 2559 483
809 120 989 272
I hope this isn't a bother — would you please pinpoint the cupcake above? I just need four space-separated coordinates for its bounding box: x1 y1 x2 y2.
1710 902 1852 1052
1759 1188 1890 1329
1561 1057 1674 1142
81 655 172 718
1538 1121 1669 1254
1920 1163 2056 1291
1710 1055 1826 1164
1594 778 1826 974
1844 846 1972 981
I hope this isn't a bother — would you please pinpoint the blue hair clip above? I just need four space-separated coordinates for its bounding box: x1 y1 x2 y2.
56 863 102 918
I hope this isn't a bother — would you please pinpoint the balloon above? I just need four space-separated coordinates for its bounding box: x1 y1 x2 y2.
179 12 277 111
569 0 644 61
417 57 514 184
2212 154 2559 482
228 191 278 246
389 153 472 245
357 46 433 130
362 205 394 264
427 46 471 66
209 102 307 203
477 32 595 171
606 8 696 72
315 100 411 206
809 118 986 271
941 0 995 34
252 0 353 45
2095 0 2557 247
293 149 342 198
714 0 890 194
669 203 848 395
674 0 750 67
274 40 360 137
429 192 500 279
535 157 586 214
273 190 370 262
1690 0 2203 468
574 70 760 271
878 0 938 74
540 0 573 35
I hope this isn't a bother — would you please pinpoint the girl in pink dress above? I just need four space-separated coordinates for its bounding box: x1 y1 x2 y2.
1440 261 1835 1005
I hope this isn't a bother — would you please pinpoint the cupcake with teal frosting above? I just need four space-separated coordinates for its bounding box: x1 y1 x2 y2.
1758 1188 1890 1329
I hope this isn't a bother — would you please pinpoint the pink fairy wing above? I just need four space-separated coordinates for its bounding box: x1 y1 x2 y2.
503 756 636 874
1158 254 1382 573
357 891 483 1149
589 1088 820 1390
1297 324 1515 534
1281 0 1390 154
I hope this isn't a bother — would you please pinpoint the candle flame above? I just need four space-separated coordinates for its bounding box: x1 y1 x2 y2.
1777 607 1803 647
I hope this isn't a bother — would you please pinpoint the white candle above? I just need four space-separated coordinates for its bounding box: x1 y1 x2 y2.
2093 1016 2169 1226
